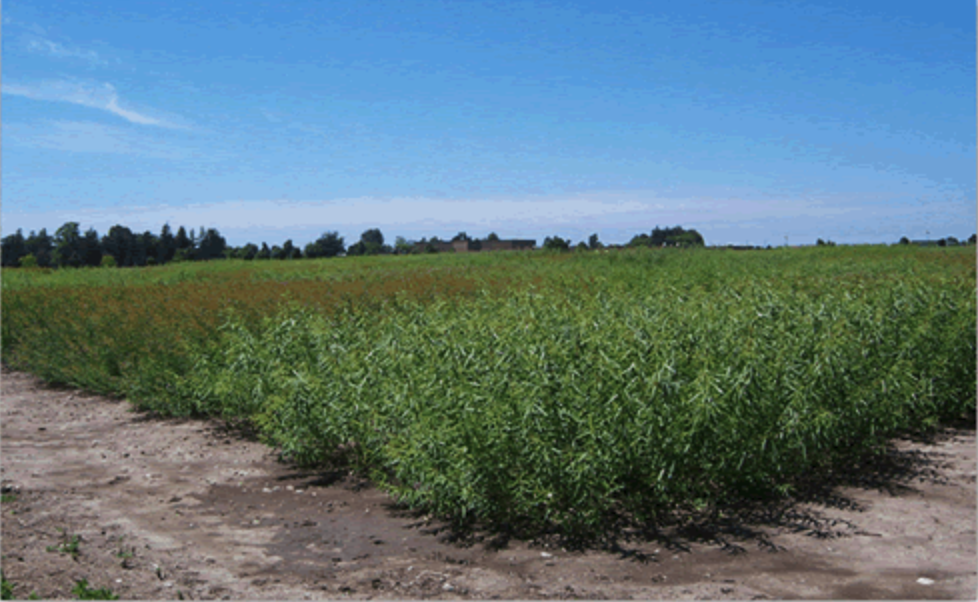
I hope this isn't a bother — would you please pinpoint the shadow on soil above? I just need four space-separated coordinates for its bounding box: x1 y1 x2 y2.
359 416 975 562
15 370 975 564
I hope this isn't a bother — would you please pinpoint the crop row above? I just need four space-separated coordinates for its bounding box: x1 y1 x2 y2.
2 246 974 537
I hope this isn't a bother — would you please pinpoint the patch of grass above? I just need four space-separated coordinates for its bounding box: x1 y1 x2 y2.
71 580 118 600
0 494 17 504
46 528 81 560
1 571 14 600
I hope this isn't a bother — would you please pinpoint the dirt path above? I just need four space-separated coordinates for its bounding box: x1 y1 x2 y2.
1 369 975 600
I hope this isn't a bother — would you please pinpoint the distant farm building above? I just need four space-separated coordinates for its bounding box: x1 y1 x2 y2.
414 239 536 253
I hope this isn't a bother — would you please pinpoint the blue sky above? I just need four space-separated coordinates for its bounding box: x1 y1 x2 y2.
3 0 974 247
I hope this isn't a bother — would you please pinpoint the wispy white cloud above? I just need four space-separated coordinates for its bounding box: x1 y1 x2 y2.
3 79 187 129
5 17 114 66
5 120 188 159
25 37 108 66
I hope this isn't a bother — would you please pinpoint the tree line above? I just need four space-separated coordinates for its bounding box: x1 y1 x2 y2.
0 222 710 269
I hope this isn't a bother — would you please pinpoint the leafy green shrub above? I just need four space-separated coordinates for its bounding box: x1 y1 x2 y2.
3 246 975 538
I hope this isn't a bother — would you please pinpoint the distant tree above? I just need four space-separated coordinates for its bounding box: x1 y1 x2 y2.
20 254 38 268
1 229 28 267
158 224 177 264
256 242 271 260
628 233 651 247
134 231 157 266
629 225 704 248
100 255 116 268
346 241 366 256
816 238 826 246
543 235 570 251
575 241 588 251
355 229 387 255
175 226 192 253
305 231 345 258
899 236 910 245
361 228 384 246
281 239 296 260
937 238 947 247
101 225 135 267
946 236 960 246
81 228 102 267
969 234 977 245
394 236 415 255
452 232 470 242
588 233 602 250
240 243 259 260
270 245 284 260
25 228 54 267
486 232 500 242
54 222 84 268
196 228 227 261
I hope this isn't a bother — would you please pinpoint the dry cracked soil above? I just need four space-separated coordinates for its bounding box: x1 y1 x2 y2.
1 368 975 600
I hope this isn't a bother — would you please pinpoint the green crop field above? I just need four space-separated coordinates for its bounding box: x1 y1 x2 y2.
2 245 975 537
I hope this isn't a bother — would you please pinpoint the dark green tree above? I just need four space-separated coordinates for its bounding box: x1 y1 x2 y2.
486 232 500 242
25 228 55 267
158 224 177 264
239 243 259 260
543 235 570 251
281 239 301 259
134 231 157 266
82 228 103 267
356 229 387 255
394 236 415 255
588 233 602 250
54 222 84 267
1 229 28 267
175 226 192 252
196 229 227 261
101 226 135 267
630 225 704 248
305 231 345 258
256 242 271 260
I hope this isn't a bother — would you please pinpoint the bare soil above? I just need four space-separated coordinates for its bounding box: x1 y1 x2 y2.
1 368 975 600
